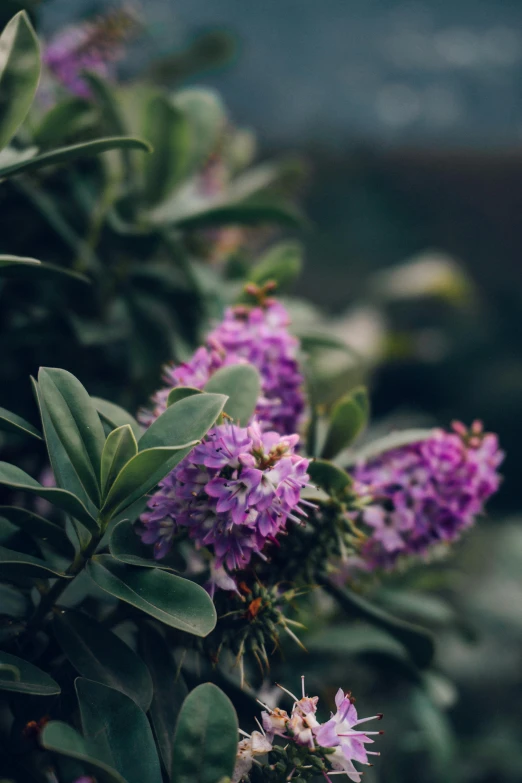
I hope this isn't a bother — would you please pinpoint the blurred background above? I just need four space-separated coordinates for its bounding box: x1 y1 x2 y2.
34 0 522 511
2 1 522 782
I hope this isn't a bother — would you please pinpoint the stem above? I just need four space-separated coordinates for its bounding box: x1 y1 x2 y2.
25 531 102 633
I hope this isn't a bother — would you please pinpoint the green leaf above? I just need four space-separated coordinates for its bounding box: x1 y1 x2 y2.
0 663 19 681
143 93 190 204
299 332 361 357
0 136 151 179
321 386 370 459
83 73 128 136
32 377 96 547
0 11 40 151
0 506 75 559
0 254 39 270
138 624 188 773
173 88 226 176
101 444 197 519
248 240 303 289
409 688 456 779
0 651 60 696
38 368 106 507
0 462 98 533
0 253 90 282
167 386 203 407
324 580 435 669
41 721 127 783
308 459 352 499
350 428 434 464
109 520 182 570
0 406 42 440
92 397 143 439
139 391 227 450
54 610 153 711
76 678 163 783
0 544 72 580
101 425 138 497
204 364 260 426
162 196 304 231
82 72 137 190
33 96 95 147
86 555 217 637
0 583 29 617
171 683 238 783
307 624 411 664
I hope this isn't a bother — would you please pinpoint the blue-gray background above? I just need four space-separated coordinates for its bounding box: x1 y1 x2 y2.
41 0 522 147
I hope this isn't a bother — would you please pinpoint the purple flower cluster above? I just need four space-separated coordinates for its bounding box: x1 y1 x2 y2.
236 678 382 783
141 420 311 586
44 9 136 98
140 299 305 435
352 421 503 570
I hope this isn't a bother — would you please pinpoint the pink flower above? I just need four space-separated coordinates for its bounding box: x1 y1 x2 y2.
315 689 383 782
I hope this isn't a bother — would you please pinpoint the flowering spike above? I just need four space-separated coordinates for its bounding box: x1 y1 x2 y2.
140 299 305 435
140 418 310 589
351 423 503 570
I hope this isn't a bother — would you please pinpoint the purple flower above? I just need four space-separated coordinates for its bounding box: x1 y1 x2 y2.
315 689 383 781
140 299 305 435
352 421 504 570
140 419 311 587
43 8 136 98
254 678 382 783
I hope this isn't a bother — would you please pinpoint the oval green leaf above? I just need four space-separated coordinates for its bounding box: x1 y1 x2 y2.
143 93 190 204
38 368 106 507
167 196 305 231
0 254 40 270
76 678 162 783
101 424 138 497
248 240 303 290
324 580 435 669
321 386 370 460
0 254 89 282
0 11 40 151
139 392 227 451
41 721 127 783
32 377 96 548
92 396 143 440
308 459 352 499
0 651 60 696
101 444 197 519
138 624 188 773
0 544 72 580
167 387 203 407
350 428 434 465
173 88 226 177
86 555 217 637
0 136 152 179
109 520 182 571
54 610 153 711
0 406 42 440
171 683 238 783
204 364 261 426
0 461 98 533
0 506 74 559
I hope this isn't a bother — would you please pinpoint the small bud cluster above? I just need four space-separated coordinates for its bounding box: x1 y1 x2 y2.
351 421 504 570
234 678 382 782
